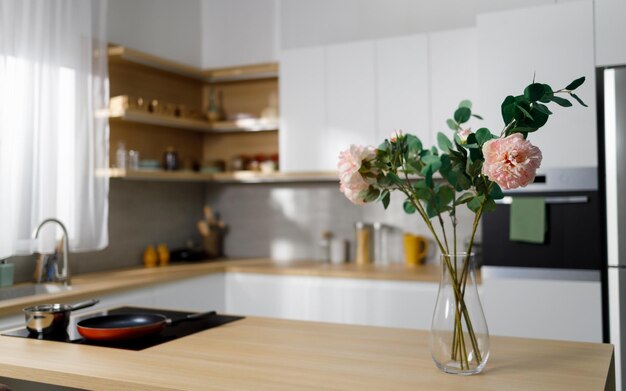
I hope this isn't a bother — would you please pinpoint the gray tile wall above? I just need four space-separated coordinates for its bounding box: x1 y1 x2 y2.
205 182 479 264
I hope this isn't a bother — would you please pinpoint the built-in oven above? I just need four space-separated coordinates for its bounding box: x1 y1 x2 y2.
481 167 601 270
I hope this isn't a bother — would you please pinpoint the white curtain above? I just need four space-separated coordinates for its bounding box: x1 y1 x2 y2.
0 0 109 257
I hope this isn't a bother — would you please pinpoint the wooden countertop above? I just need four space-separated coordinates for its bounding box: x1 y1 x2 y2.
0 316 614 390
0 259 444 316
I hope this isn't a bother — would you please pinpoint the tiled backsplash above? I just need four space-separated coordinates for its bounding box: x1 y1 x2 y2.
7 180 480 284
9 180 205 283
205 182 479 263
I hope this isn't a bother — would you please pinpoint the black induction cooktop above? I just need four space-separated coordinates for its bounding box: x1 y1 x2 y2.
2 307 244 351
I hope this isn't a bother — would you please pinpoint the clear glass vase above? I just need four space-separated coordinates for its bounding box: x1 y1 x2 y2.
430 253 489 375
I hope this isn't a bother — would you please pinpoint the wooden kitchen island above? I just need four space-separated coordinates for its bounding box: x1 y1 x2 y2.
0 316 614 391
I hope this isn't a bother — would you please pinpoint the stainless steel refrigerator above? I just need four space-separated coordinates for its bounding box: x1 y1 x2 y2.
603 66 626 391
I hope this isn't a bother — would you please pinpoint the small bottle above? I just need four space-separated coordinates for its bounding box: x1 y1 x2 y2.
163 147 179 171
157 243 170 266
319 231 333 263
116 142 127 170
128 150 139 170
143 245 158 268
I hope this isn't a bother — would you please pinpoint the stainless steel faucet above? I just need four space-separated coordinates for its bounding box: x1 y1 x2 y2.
33 218 71 286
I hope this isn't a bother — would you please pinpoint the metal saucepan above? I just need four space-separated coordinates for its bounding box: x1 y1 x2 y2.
76 310 217 341
24 299 100 334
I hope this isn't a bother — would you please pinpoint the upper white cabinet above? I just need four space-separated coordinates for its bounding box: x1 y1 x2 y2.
326 41 378 166
375 35 430 146
279 46 328 172
595 0 626 67
429 28 479 144
477 1 597 169
280 36 431 172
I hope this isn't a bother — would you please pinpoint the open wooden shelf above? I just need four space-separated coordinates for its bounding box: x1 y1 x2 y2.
109 108 278 133
100 169 338 184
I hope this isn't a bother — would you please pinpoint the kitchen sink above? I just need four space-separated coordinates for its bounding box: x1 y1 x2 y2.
0 283 72 301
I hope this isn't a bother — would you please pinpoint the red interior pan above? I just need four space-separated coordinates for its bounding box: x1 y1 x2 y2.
77 311 216 341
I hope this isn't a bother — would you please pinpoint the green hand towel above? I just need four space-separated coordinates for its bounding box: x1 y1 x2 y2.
509 197 546 244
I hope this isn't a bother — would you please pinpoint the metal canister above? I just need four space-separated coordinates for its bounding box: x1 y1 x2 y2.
354 222 373 264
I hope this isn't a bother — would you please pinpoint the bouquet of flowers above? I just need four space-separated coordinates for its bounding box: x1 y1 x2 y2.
337 76 587 374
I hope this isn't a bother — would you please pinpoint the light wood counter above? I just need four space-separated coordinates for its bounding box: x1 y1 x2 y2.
0 259 443 316
0 316 614 390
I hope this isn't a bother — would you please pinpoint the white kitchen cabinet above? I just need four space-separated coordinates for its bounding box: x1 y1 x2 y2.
595 0 626 67
279 46 328 172
429 28 479 144
150 274 225 312
481 273 603 343
375 34 431 147
225 273 313 320
226 272 439 330
326 41 377 166
477 1 597 169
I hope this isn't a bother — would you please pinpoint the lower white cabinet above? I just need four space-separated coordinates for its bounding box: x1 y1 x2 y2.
481 272 603 343
225 272 439 330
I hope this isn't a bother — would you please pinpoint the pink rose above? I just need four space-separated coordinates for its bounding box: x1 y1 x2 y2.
338 145 376 204
458 128 472 143
481 133 542 190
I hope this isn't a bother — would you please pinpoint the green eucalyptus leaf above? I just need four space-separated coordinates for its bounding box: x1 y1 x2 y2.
426 201 439 218
454 107 472 124
363 187 380 203
437 132 453 152
565 76 585 91
381 190 391 209
414 180 429 190
570 93 588 107
403 198 416 214
469 146 483 162
424 165 434 188
549 95 573 107
489 183 504 200
405 134 423 155
467 195 485 212
386 172 402 185
501 95 516 124
414 188 431 200
438 186 455 207
516 103 534 120
483 197 497 212
455 192 474 205
467 160 483 177
533 103 553 115
447 119 458 131
472 114 484 120
466 133 479 147
475 128 494 146
459 100 472 109
524 83 545 102
455 173 472 191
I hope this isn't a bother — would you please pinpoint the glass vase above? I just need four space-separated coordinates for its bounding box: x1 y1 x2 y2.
430 253 489 375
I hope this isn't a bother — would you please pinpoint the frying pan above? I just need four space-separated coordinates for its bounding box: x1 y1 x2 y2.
76 311 216 341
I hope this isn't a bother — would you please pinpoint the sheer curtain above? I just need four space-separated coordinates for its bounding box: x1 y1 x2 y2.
0 0 109 257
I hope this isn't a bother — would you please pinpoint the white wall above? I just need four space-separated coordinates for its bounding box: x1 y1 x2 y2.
201 0 278 68
107 0 203 67
278 0 575 50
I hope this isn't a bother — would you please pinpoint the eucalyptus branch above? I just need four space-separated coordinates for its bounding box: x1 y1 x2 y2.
501 118 517 137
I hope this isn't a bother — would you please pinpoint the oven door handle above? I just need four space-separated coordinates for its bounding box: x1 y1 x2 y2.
495 196 589 205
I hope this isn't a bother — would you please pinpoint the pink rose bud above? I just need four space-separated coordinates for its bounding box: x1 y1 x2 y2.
481 133 542 190
458 128 472 143
390 130 403 143
337 145 376 204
